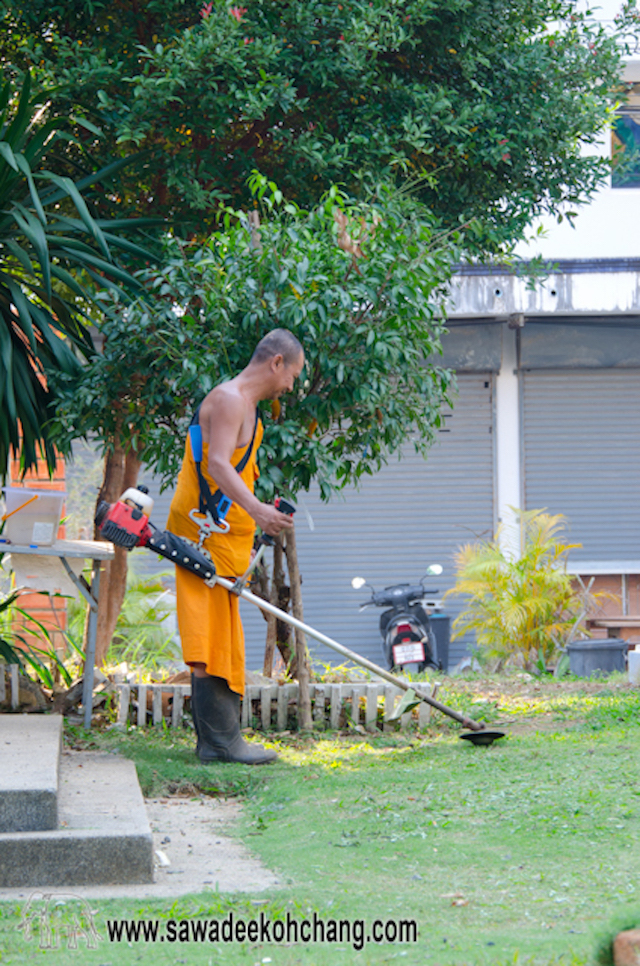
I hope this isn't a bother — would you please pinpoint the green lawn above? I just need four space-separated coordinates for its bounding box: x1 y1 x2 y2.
1 675 639 966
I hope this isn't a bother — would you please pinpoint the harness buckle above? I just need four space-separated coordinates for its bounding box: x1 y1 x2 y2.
188 508 230 548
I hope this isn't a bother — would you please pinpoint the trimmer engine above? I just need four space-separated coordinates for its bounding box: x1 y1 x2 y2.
95 485 216 580
94 486 153 550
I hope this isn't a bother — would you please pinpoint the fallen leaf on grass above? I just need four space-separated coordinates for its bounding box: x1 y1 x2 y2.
441 891 469 906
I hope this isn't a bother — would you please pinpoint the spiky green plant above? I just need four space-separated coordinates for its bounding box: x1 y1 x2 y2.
0 588 72 689
445 509 599 671
0 71 155 478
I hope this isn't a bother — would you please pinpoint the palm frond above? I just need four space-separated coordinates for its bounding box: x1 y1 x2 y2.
0 72 159 478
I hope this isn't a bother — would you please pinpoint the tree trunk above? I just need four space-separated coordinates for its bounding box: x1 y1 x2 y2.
262 538 279 678
284 526 312 730
261 535 297 677
91 444 141 667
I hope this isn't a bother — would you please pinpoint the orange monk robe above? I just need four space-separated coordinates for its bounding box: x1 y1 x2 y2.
167 421 263 695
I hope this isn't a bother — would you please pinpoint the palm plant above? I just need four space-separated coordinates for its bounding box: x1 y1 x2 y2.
446 509 599 671
0 71 155 477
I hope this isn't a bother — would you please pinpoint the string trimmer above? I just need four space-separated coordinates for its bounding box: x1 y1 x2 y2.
96 487 502 740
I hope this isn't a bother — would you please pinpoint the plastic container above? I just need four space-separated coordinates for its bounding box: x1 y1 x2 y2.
629 649 640 686
2 488 66 547
566 638 628 678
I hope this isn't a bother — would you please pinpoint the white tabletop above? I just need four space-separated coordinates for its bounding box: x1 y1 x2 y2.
566 561 640 575
0 538 115 560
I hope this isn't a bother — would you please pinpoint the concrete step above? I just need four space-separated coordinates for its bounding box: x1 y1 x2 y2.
0 714 62 832
0 751 154 887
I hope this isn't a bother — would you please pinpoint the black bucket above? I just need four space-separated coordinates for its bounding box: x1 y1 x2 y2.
566 638 628 677
430 614 450 672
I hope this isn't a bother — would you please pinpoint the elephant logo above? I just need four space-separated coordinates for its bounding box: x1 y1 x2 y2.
18 891 101 949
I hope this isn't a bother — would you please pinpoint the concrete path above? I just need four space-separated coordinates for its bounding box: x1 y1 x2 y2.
0 714 278 899
0 795 281 900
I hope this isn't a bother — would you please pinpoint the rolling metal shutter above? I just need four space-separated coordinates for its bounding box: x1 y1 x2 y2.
241 374 496 671
522 369 640 561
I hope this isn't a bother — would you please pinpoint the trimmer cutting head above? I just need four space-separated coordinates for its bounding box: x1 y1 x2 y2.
459 730 506 746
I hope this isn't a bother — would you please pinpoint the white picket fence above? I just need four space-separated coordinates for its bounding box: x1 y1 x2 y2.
114 680 439 733
0 662 439 732
0 663 20 709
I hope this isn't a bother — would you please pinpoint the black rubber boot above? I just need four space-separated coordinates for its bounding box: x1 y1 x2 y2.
190 671 203 758
192 674 277 765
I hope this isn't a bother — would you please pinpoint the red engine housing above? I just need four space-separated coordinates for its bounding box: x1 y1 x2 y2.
97 500 153 550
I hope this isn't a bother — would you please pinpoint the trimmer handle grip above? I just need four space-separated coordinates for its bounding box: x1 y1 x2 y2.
258 497 296 547
275 497 296 516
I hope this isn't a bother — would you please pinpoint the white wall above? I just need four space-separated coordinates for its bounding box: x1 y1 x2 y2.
514 3 640 262
494 327 522 558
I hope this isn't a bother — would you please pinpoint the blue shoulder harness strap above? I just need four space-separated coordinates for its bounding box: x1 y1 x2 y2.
188 405 259 524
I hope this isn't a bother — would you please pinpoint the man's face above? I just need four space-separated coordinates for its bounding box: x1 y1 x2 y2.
271 350 305 399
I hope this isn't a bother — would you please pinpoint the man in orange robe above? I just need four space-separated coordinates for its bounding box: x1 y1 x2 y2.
168 329 304 764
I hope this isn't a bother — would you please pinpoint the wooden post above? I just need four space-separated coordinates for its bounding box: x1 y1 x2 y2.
261 685 275 730
351 684 363 729
419 683 439 729
313 684 326 729
117 684 130 727
284 528 313 730
330 684 341 730
137 684 147 727
365 684 379 733
263 535 284 677
276 683 288 731
152 686 163 726
171 686 185 728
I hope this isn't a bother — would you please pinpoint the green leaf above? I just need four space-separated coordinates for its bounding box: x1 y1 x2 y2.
15 153 47 224
0 141 18 172
41 172 111 259
386 688 422 722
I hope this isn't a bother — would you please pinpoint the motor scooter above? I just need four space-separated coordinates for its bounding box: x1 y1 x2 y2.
352 566 444 674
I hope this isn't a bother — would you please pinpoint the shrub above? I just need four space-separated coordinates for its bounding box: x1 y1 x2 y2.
445 509 603 672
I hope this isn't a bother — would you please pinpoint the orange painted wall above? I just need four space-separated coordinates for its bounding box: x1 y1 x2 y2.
9 453 68 653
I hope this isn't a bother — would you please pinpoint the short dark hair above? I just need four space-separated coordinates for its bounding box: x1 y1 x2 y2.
251 328 303 365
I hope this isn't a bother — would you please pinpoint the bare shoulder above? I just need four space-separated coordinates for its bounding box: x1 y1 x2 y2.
200 381 248 441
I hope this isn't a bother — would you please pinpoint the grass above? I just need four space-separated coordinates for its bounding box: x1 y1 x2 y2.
0 675 639 966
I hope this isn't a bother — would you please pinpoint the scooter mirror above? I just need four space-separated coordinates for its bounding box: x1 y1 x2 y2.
351 576 367 590
426 564 443 576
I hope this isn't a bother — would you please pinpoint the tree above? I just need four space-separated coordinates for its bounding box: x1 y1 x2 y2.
3 1 635 250
0 72 156 477
51 180 458 691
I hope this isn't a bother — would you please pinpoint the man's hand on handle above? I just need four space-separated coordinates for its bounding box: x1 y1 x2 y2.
255 503 295 536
